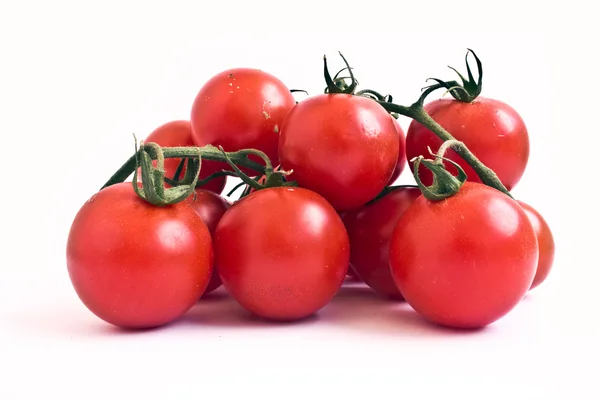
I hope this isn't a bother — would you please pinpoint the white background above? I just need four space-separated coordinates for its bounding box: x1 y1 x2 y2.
1 0 598 399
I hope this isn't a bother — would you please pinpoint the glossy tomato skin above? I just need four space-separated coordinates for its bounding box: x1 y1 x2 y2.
388 118 407 185
190 68 295 174
518 201 555 290
144 120 226 194
389 182 538 329
406 98 529 191
214 187 349 321
186 189 231 295
278 94 399 212
343 187 421 299
66 182 213 329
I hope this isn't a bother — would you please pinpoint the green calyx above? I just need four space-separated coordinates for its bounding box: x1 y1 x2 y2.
425 48 483 103
133 142 201 206
412 149 468 202
323 52 358 95
218 146 297 199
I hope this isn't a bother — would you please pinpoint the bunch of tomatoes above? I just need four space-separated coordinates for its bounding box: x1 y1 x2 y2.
66 50 555 331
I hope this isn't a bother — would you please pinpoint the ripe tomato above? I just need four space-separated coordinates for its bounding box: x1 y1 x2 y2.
343 187 421 299
389 182 538 329
406 98 529 191
143 120 226 194
190 68 295 174
518 201 555 290
279 94 399 211
214 187 349 321
186 189 231 296
387 118 407 185
66 182 213 329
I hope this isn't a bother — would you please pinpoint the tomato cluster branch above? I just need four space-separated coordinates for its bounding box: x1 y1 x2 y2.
368 184 419 204
411 152 468 201
328 48 508 198
165 169 239 189
220 147 297 199
101 143 267 190
380 101 512 198
133 142 202 206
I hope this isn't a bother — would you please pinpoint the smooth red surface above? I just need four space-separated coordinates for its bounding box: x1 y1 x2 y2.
343 187 421 299
186 189 231 295
406 97 529 191
144 120 226 194
278 94 399 211
389 182 538 329
214 187 349 321
518 200 555 290
388 118 407 185
66 182 213 329
190 68 295 174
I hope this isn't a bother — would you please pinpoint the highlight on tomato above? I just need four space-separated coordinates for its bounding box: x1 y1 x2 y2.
389 153 539 329
278 53 400 212
405 50 530 191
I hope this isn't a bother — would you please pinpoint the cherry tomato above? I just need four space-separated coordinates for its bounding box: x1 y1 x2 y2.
144 120 226 194
343 187 421 299
406 98 529 191
518 200 555 290
389 182 538 329
279 94 399 211
387 118 407 185
190 68 295 174
214 187 349 321
186 189 231 296
66 182 213 329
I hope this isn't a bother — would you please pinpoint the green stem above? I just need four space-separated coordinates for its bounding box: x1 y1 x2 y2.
376 100 512 198
101 144 266 190
368 184 419 204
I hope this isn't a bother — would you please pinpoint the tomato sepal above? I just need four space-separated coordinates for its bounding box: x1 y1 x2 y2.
323 52 358 95
412 146 468 202
133 141 202 206
218 146 296 199
424 48 483 103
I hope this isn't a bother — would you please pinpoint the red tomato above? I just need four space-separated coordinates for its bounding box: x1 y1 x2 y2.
66 182 213 329
389 182 538 329
186 189 231 295
143 120 226 194
190 68 296 174
343 187 421 299
214 187 349 321
406 98 529 191
518 201 555 290
387 118 407 185
279 94 399 211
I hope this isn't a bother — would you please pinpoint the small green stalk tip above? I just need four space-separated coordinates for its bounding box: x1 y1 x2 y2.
412 154 468 202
